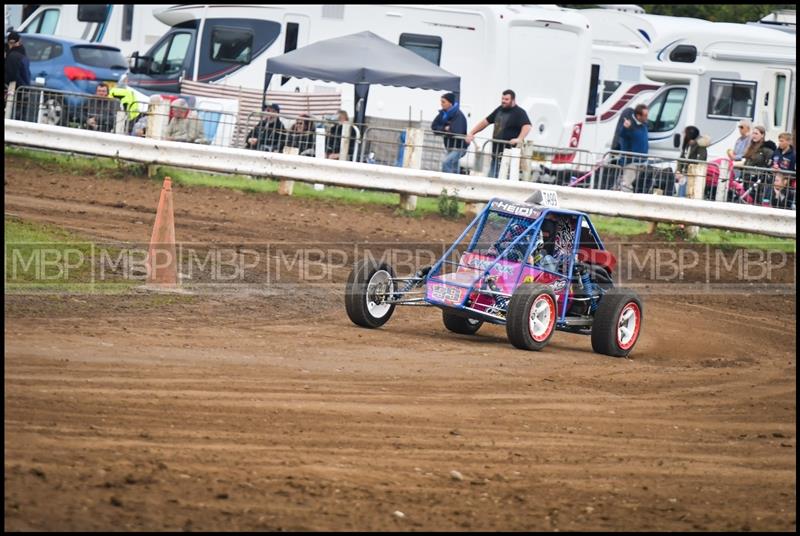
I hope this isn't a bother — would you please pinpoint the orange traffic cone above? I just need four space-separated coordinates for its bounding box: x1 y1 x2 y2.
146 177 178 287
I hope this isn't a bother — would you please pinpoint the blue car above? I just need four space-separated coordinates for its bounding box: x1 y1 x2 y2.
16 34 128 116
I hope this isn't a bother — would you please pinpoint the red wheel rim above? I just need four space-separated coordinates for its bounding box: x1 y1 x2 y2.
617 302 641 350
529 294 556 342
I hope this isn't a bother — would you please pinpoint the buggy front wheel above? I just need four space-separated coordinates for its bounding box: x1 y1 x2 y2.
506 284 557 351
591 288 642 357
344 260 396 328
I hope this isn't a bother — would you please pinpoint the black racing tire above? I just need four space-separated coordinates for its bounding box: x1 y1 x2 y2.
442 310 483 335
505 283 558 351
344 259 396 328
591 288 643 357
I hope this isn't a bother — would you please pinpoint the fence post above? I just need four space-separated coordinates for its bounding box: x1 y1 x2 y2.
313 124 326 191
715 159 731 202
646 189 663 234
685 163 707 239
508 147 521 181
4 82 16 119
339 121 351 161
145 95 170 177
520 142 533 181
399 127 423 211
464 202 485 219
498 148 511 180
278 146 299 195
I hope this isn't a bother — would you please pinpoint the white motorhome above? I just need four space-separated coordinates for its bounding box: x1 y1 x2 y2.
124 4 593 150
636 18 795 160
545 8 796 160
16 4 173 58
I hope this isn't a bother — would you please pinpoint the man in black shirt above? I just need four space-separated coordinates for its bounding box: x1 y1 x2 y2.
466 89 531 178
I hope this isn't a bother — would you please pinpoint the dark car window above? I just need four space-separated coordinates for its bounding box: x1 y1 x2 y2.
22 37 64 61
71 46 127 69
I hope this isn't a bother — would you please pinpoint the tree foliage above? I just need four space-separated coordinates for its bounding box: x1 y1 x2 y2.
562 5 795 24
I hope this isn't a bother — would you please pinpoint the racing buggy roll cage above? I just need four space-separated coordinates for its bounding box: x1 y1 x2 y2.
345 191 642 357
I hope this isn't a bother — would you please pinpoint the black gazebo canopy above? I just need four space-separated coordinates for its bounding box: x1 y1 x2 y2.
263 31 461 125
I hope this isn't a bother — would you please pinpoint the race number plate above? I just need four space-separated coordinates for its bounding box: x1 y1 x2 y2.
539 190 559 207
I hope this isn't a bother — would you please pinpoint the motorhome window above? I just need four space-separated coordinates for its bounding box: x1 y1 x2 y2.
399 33 442 66
78 5 109 23
24 8 60 35
647 87 687 133
602 81 621 103
24 38 63 61
165 33 192 73
149 33 192 75
669 45 697 63
122 5 134 42
774 74 786 128
587 64 600 116
211 27 254 64
707 79 756 120
72 46 127 69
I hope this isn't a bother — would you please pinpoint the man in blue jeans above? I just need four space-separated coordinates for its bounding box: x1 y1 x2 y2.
431 92 468 174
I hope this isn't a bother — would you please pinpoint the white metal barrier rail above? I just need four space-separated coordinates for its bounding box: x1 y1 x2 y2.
4 119 796 238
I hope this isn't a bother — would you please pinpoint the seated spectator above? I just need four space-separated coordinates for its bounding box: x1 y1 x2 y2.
726 119 751 161
771 132 796 172
285 114 316 156
326 110 357 161
129 110 149 137
675 125 709 197
165 98 207 144
245 103 285 152
761 171 796 210
83 83 118 133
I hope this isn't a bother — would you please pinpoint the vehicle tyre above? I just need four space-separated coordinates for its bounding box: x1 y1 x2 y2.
442 310 483 335
506 284 557 351
591 288 643 357
344 259 396 328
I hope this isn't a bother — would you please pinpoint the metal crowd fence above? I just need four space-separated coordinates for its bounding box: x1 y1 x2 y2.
5 85 795 211
241 110 361 162
6 85 239 148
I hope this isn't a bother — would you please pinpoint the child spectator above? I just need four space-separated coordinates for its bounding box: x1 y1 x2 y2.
771 132 796 172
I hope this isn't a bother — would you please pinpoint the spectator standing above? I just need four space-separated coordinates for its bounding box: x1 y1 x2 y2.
771 132 796 172
616 103 649 193
84 83 118 133
5 30 32 121
727 119 752 161
739 126 774 169
245 103 286 152
465 89 531 178
165 98 206 143
326 110 357 161
285 114 316 156
735 125 774 203
431 92 468 174
675 125 709 197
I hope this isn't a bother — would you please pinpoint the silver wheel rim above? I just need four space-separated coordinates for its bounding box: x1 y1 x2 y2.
366 270 393 318
467 318 481 326
529 296 552 339
618 304 637 346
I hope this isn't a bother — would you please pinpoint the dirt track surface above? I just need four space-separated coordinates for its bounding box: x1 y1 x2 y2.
4 154 797 531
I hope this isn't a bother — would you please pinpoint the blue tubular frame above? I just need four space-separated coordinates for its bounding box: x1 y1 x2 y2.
425 198 610 326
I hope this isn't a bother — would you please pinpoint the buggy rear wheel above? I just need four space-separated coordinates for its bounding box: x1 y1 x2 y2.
344 260 396 328
506 284 557 351
442 310 483 335
591 288 642 357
